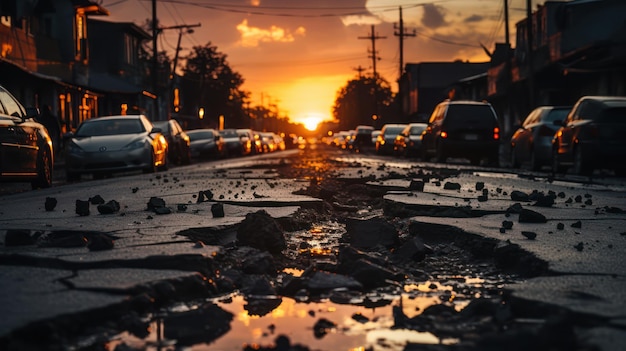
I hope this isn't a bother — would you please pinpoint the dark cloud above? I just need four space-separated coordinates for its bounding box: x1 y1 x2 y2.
421 4 446 29
464 14 483 23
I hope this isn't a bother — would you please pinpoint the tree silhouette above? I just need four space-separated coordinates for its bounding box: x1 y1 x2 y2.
332 75 394 131
179 42 248 128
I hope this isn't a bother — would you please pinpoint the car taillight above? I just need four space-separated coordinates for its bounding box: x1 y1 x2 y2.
440 131 448 139
493 127 500 140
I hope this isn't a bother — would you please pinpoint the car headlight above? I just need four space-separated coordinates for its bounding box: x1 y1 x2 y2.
122 139 147 150
68 140 86 155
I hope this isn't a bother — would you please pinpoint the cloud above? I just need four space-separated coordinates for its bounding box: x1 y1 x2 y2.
421 4 446 29
464 14 483 23
341 15 382 26
236 19 306 47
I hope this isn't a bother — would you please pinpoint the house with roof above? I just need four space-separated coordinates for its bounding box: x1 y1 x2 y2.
0 0 157 135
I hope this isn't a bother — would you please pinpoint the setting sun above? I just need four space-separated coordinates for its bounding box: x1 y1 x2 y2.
302 114 324 131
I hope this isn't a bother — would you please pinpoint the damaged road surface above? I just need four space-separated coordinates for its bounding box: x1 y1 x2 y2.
1 143 625 351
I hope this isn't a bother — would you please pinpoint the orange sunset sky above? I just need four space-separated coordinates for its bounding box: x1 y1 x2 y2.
103 0 539 129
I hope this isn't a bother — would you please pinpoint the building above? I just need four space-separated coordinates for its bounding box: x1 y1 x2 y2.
0 0 157 135
399 61 490 122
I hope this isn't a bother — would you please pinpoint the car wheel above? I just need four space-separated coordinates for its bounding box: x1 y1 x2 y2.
435 143 446 163
529 149 541 171
573 145 592 176
510 148 520 168
32 147 53 189
143 153 156 173
551 148 567 174
66 171 80 182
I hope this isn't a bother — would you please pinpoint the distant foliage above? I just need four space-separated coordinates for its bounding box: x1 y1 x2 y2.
333 75 394 130
180 42 248 128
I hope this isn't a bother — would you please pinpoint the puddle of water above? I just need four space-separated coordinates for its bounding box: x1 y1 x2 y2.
107 295 448 351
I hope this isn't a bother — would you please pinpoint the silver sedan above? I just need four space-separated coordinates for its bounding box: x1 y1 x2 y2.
65 115 168 181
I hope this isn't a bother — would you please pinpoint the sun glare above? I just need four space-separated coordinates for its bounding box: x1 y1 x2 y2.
303 116 322 131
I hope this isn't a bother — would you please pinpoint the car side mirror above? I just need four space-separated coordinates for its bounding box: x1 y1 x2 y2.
25 107 39 120
150 127 162 134
63 131 74 140
215 135 220 141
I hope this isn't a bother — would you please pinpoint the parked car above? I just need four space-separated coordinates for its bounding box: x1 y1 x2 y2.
220 128 250 156
187 128 224 159
259 132 280 152
421 100 500 165
0 85 54 188
237 128 260 154
353 125 374 149
152 119 191 165
551 96 626 176
65 115 168 181
376 124 407 155
371 130 381 145
510 106 571 170
394 123 428 157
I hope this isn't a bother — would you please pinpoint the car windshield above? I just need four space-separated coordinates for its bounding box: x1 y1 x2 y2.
596 106 626 124
187 131 214 141
76 119 145 137
220 130 239 138
409 125 426 134
445 105 496 128
384 126 405 135
544 108 570 123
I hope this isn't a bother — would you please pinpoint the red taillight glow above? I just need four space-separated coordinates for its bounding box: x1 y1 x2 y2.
493 127 500 140
440 131 448 139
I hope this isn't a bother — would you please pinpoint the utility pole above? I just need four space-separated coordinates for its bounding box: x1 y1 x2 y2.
151 0 159 120
394 6 415 121
353 65 366 79
160 23 201 119
358 25 386 78
526 0 535 109
394 6 415 81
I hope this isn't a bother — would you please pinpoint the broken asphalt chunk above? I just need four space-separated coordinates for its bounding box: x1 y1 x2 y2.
75 199 90 216
44 197 57 211
521 231 537 240
89 195 105 205
571 220 582 228
236 210 286 254
344 217 399 250
443 182 461 191
211 203 225 218
510 190 530 202
97 200 120 214
518 208 547 223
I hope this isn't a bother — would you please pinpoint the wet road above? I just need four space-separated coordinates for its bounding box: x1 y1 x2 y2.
1 143 625 350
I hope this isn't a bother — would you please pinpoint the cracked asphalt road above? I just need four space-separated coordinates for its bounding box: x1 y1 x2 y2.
1 143 625 351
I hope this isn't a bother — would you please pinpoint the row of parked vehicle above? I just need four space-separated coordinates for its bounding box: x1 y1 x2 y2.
63 118 289 181
335 96 626 176
0 83 290 187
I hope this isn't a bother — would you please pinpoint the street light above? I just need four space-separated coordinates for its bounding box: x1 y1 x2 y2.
198 107 204 120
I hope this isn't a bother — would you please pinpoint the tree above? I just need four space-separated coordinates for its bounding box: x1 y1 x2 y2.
179 42 248 128
332 75 394 130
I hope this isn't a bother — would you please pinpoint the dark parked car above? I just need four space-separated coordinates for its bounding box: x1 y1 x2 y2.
152 120 191 165
220 128 251 156
394 123 428 157
65 115 168 180
552 96 626 176
421 100 500 165
376 124 407 155
187 129 224 159
510 106 571 171
0 85 54 188
353 125 374 150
